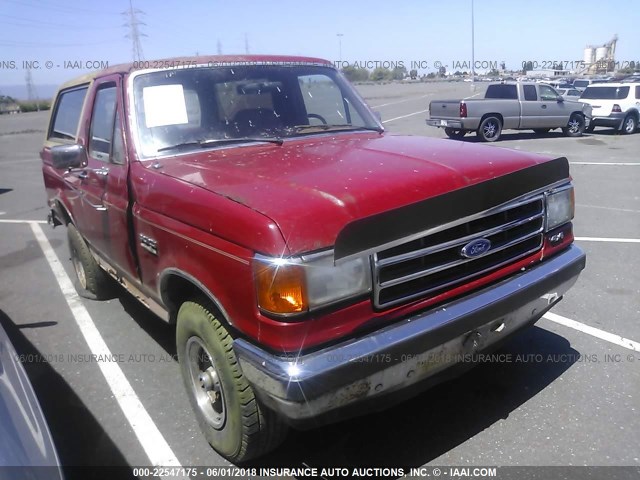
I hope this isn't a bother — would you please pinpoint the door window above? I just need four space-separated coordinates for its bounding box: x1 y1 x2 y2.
538 85 558 101
89 85 117 161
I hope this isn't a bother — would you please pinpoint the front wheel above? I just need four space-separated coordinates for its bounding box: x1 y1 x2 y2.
444 127 466 139
562 113 585 137
622 114 637 134
176 301 287 462
477 116 502 142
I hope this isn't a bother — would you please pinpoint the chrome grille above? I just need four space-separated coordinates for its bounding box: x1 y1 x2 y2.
373 195 545 308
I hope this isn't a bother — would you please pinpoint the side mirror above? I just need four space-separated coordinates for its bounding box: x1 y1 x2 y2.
51 144 86 170
557 95 564 103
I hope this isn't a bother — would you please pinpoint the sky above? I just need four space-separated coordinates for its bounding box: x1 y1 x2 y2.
1 0 639 96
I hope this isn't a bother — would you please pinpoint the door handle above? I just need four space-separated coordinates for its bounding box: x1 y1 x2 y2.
93 166 109 177
80 192 108 211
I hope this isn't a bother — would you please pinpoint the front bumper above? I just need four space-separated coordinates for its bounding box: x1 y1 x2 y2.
234 245 586 425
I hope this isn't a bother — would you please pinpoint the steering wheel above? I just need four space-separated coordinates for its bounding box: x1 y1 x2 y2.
307 113 328 125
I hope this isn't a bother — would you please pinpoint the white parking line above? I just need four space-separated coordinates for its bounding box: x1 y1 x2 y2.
382 109 429 124
0 219 47 224
370 94 431 108
543 312 640 352
577 204 640 214
575 236 640 243
29 222 183 471
570 162 640 166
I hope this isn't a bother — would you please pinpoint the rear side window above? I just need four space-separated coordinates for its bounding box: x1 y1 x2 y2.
523 85 537 101
580 86 630 100
485 84 518 99
49 86 88 140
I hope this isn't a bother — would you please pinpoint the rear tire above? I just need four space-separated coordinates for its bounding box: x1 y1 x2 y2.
477 116 502 142
562 113 585 137
176 300 287 462
622 114 637 134
67 224 111 300
444 127 466 139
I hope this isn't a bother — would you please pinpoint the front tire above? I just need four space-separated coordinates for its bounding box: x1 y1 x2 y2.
622 114 637 134
176 301 287 462
477 116 502 142
562 113 585 137
444 127 466 139
67 224 111 300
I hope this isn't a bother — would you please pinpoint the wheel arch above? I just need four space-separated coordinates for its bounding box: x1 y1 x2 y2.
625 108 639 120
54 198 74 225
479 112 504 125
159 268 235 328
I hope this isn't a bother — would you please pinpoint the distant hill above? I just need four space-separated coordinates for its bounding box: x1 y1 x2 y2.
0 84 58 101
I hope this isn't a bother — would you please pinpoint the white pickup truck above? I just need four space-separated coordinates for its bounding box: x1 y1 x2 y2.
427 82 592 141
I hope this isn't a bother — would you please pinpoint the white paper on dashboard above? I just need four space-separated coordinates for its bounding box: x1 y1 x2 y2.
143 84 189 128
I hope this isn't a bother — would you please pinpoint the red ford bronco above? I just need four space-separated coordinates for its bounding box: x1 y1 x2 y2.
41 55 585 462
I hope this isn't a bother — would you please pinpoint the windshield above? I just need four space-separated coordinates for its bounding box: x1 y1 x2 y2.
580 86 630 100
131 65 381 157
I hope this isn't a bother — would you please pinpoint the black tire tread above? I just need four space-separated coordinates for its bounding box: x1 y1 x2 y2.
67 224 111 300
178 301 287 462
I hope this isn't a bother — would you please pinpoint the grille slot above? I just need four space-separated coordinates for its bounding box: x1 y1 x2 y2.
374 196 545 308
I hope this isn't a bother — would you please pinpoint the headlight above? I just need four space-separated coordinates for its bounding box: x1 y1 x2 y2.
545 185 574 231
253 251 372 315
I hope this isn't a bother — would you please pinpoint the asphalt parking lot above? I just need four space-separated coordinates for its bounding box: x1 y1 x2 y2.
0 81 639 479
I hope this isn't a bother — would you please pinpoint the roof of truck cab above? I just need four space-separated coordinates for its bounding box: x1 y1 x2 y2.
56 54 334 91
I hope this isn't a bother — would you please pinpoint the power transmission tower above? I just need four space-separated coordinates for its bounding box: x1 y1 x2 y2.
244 33 250 54
25 68 39 111
122 0 146 61
217 39 222 55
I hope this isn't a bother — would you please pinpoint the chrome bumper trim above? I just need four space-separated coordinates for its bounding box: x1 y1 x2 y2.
233 245 585 421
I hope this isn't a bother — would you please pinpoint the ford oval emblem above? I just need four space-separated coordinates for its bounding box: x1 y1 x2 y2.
460 238 492 259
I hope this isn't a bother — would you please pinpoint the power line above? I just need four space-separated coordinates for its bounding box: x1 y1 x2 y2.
5 0 120 15
122 0 146 62
0 39 116 47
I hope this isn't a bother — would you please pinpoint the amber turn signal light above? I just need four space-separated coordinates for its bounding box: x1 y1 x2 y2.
253 260 308 314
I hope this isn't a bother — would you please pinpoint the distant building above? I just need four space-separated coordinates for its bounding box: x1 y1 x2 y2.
526 69 571 78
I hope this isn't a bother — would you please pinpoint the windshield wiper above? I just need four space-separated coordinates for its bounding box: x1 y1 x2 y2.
157 136 283 153
293 124 384 134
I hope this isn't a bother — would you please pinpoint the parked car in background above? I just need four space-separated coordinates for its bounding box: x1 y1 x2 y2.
556 88 582 101
572 79 595 92
427 82 592 141
579 82 640 133
0 323 64 479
